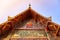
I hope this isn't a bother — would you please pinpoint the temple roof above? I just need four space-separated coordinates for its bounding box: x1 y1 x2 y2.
0 7 60 39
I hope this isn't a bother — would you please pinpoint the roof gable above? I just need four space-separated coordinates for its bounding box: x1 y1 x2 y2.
0 7 60 39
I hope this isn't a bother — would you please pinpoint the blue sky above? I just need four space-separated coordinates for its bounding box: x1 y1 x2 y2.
0 0 60 24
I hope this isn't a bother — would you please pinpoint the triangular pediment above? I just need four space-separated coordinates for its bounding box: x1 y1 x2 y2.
11 7 51 29
0 7 60 40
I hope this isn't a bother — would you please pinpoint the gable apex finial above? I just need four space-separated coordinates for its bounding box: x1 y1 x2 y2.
29 4 31 8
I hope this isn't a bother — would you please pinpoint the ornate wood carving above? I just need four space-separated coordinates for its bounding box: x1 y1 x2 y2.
47 22 60 36
57 27 60 36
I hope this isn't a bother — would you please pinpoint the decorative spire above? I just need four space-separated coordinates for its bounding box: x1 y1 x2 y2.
29 4 31 8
